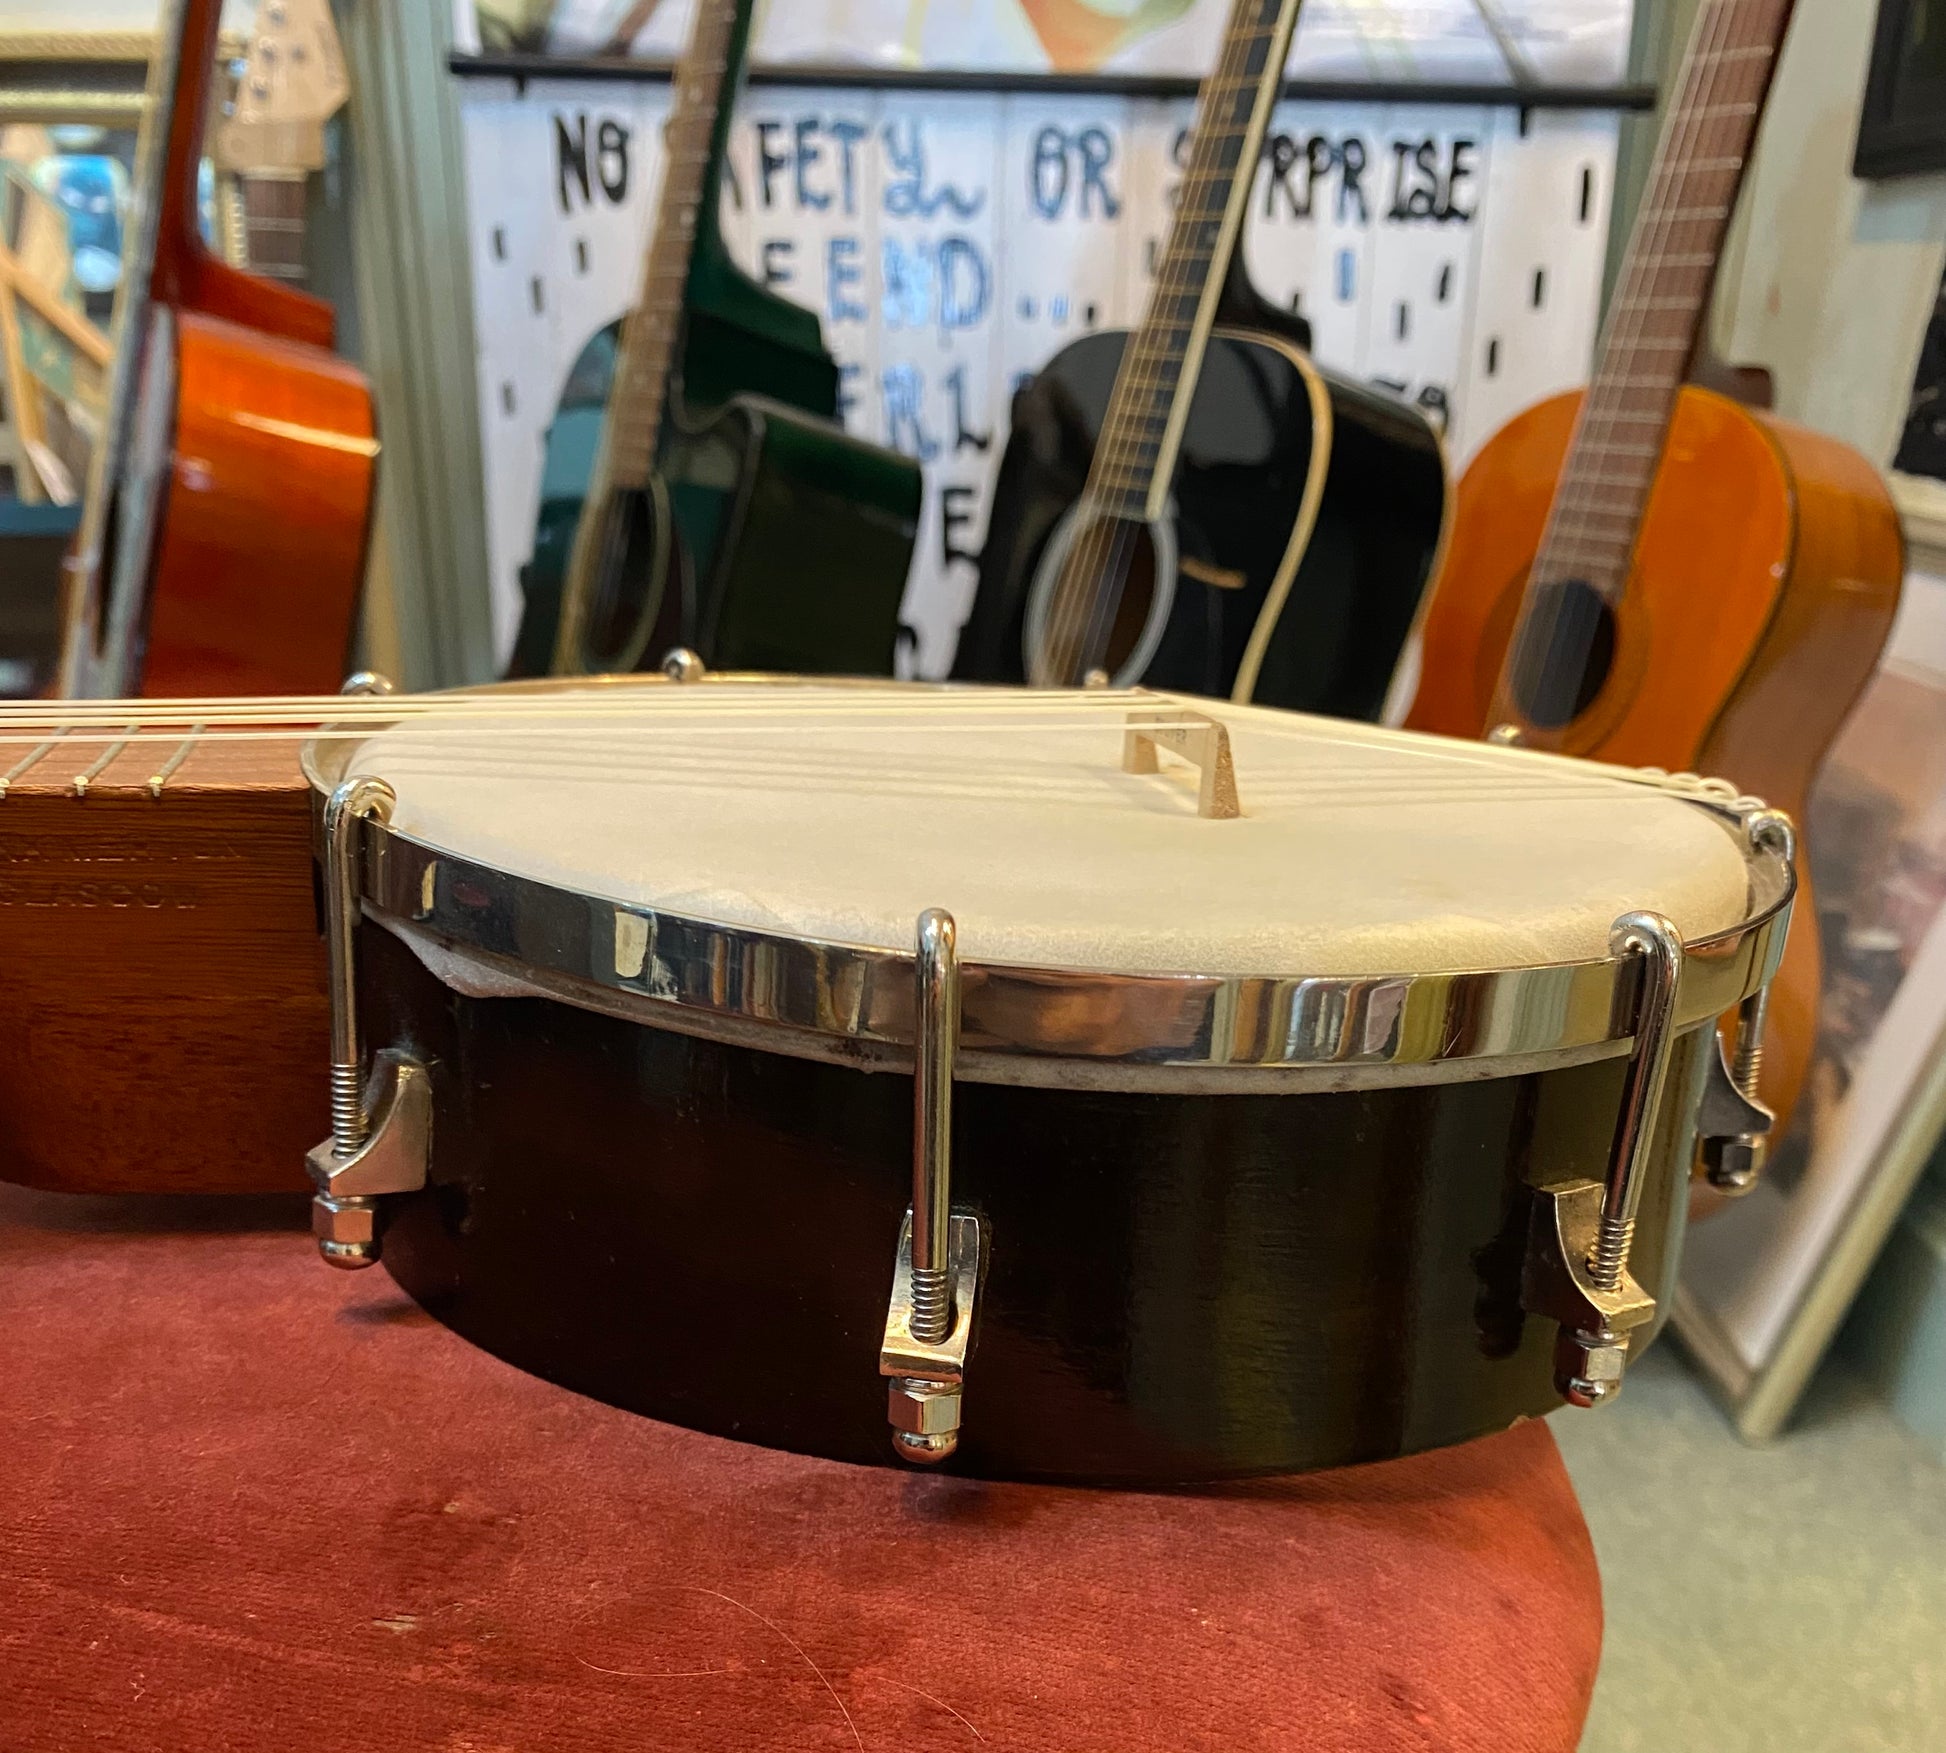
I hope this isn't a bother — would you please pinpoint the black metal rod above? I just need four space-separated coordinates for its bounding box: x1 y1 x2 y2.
448 51 1657 112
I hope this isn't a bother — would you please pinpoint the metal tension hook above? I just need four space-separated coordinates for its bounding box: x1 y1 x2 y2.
1698 809 1793 1195
880 908 983 1464
1525 910 1683 1409
304 775 430 1269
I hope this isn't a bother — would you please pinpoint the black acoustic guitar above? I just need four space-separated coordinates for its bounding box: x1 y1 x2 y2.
952 0 1447 712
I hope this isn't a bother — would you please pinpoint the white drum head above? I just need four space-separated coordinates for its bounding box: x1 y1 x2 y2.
341 684 1754 979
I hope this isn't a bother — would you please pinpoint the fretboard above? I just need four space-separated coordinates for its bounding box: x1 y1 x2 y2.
1529 0 1794 601
603 0 742 490
238 173 309 283
1088 0 1303 521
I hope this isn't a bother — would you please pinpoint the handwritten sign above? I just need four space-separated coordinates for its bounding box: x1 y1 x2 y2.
461 81 1617 674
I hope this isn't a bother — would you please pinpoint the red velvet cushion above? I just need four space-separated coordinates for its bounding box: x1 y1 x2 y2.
0 1187 1601 1751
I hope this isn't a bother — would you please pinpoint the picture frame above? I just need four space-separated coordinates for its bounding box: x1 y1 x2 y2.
0 30 154 130
1854 0 1946 181
1676 521 1946 1441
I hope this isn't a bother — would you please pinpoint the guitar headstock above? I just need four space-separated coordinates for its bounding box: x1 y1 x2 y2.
214 0 351 177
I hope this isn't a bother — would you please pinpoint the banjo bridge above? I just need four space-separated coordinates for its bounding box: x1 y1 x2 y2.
1121 708 1242 819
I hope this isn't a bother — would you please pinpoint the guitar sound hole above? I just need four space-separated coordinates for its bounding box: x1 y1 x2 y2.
1507 578 1617 730
585 488 666 671
1040 516 1159 685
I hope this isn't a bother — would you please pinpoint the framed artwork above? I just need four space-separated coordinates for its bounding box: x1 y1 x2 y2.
1677 562 1946 1440
1855 0 1946 180
1896 273 1945 483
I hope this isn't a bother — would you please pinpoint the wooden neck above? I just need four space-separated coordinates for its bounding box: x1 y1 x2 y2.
1086 0 1303 522
1530 0 1793 603
234 173 310 282
604 0 748 490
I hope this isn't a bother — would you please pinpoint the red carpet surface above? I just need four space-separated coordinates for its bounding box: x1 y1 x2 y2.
0 1185 1602 1752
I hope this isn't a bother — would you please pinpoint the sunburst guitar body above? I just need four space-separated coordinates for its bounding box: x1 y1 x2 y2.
1408 383 1904 1135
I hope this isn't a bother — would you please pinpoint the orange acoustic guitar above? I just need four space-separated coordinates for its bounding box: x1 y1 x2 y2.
57 0 374 699
1406 0 1903 1145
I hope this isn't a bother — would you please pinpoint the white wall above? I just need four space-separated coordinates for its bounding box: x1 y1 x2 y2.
1713 0 1946 467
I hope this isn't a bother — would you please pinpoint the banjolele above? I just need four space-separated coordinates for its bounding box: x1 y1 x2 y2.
509 0 921 681
58 0 375 699
1404 0 1903 1142
951 0 1446 711
0 681 1793 1485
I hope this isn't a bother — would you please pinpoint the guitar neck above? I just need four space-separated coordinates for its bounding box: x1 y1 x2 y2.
236 173 310 282
604 0 748 491
1532 0 1794 601
1087 0 1303 522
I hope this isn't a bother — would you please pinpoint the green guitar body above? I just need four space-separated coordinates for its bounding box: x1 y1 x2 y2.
509 4 921 678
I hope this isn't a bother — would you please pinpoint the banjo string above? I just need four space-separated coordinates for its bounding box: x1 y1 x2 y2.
0 689 1753 808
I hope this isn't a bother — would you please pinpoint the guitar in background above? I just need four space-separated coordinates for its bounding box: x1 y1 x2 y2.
951 0 1446 710
510 0 921 680
212 0 352 284
1405 0 1904 1144
59 0 374 698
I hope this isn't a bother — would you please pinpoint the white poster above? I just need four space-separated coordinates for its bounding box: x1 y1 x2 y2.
461 81 1618 669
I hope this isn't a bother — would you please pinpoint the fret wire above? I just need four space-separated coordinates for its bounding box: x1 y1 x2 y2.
1530 0 1787 622
148 727 204 799
72 727 136 797
601 2 741 471
0 727 69 796
1080 0 1298 534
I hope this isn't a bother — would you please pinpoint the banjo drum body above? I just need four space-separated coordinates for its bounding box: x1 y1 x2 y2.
302 681 1790 1483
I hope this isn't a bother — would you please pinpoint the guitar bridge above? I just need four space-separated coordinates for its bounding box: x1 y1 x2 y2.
1179 555 1247 592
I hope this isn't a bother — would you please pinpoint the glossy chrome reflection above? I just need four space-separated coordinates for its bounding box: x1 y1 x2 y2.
300 694 1795 1089
881 907 979 1465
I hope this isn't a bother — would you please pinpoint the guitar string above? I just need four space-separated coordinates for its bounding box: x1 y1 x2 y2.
1037 48 1226 682
1565 0 1769 558
1523 0 1749 634
617 0 736 460
1488 0 1761 741
1490 0 1744 738
559 0 734 662
1517 0 1779 737
1039 2 1284 684
1062 12 1277 683
1062 18 1270 541
1060 16 1245 677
